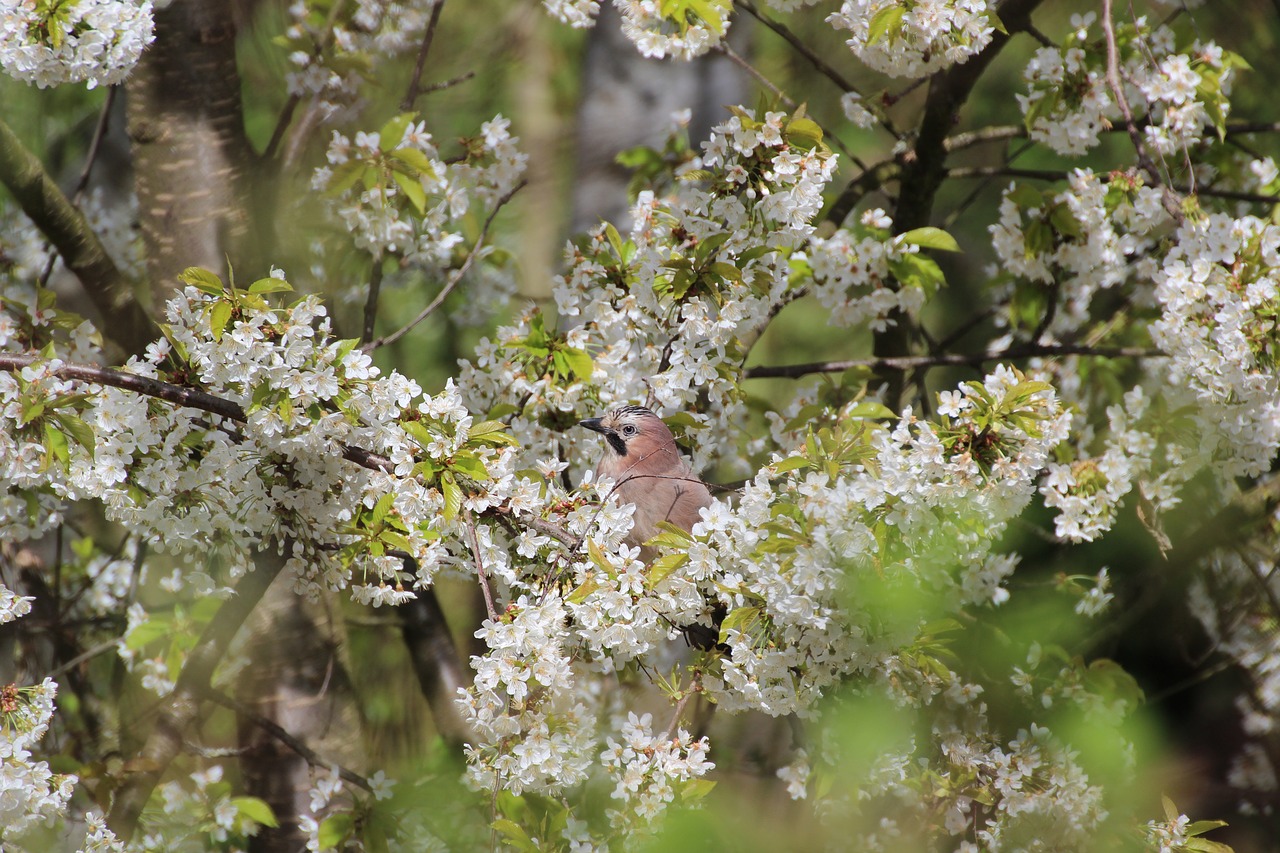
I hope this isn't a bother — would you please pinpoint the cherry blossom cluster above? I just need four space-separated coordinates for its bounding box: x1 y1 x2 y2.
0 602 76 841
461 108 836 475
281 0 440 121
600 711 712 827
801 207 934 330
457 596 599 796
0 0 154 89
543 0 732 58
614 0 732 60
827 0 998 79
677 368 1070 719
1019 14 1240 158
312 113 526 267
989 169 1170 340
1151 213 1280 479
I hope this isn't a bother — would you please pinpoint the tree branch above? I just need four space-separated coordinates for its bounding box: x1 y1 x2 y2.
107 549 286 838
401 0 447 112
199 684 374 792
0 354 395 474
743 343 1164 379
366 178 526 351
0 117 153 356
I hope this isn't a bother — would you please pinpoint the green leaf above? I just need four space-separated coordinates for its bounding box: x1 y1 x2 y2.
43 423 68 465
369 492 396 527
719 605 765 646
867 4 906 44
1186 820 1230 837
125 618 171 650
440 472 462 521
771 455 810 475
393 170 427 214
648 552 688 587
1184 840 1235 853
232 796 279 828
402 420 436 450
491 819 537 852
390 146 436 177
1007 184 1045 210
248 277 294 294
899 226 961 252
317 813 354 850
209 300 233 342
846 401 896 420
450 453 489 481
52 412 95 457
785 116 824 151
379 113 414 151
681 778 717 803
558 346 594 382
179 267 224 295
468 419 512 440
567 576 600 604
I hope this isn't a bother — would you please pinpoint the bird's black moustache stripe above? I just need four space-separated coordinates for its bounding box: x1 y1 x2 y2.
606 433 627 456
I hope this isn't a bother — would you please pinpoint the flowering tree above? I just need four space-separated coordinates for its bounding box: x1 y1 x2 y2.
1 0 1279 850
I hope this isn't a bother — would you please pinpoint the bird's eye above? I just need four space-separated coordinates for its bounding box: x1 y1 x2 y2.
621 424 638 437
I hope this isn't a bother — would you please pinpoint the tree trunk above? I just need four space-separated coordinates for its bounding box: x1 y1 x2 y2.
126 0 253 306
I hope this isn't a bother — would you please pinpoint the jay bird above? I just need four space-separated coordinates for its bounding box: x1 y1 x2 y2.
579 405 723 649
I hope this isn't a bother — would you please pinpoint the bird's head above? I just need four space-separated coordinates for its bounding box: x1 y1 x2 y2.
578 405 674 459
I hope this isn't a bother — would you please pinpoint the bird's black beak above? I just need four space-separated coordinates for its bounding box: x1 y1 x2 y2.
579 417 608 435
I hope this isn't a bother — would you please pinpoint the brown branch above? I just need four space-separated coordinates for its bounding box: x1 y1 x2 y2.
107 549 286 839
360 255 384 345
395 573 473 750
712 42 867 172
366 178 526 351
1100 0 1183 222
0 354 395 474
743 343 1164 379
463 508 499 622
0 117 153 356
199 685 374 792
400 0 447 112
733 0 900 141
878 0 1044 408
947 166 1280 204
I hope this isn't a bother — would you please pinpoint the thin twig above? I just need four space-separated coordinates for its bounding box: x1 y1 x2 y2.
360 255 384 345
263 0 349 161
366 178 526 351
199 685 374 792
712 42 867 171
39 84 119 287
1101 0 1183 222
743 343 1164 379
733 0 901 141
463 507 500 622
400 0 447 112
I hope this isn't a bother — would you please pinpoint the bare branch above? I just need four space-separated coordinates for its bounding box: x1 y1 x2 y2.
743 343 1165 379
401 0 447 112
463 508 500 622
366 179 526 351
200 685 374 792
360 255 385 345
